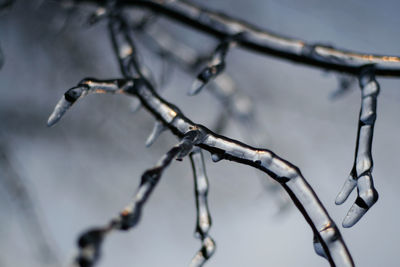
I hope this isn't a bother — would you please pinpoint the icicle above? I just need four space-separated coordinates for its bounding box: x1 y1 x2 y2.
335 175 357 205
0 44 4 69
189 149 215 267
188 34 239 96
47 96 73 127
313 235 327 259
211 153 222 162
342 173 378 228
336 68 380 227
145 121 166 147
188 78 207 96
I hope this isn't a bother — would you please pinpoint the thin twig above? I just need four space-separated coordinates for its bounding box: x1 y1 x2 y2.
73 130 200 267
189 148 215 267
336 67 379 227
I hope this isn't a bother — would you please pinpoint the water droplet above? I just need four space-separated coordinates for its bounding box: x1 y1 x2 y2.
211 154 222 162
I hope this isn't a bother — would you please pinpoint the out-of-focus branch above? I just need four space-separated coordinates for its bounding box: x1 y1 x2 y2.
0 0 14 69
134 22 292 210
0 145 60 266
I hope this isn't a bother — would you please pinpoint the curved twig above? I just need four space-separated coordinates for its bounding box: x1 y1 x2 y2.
189 148 215 267
336 68 379 227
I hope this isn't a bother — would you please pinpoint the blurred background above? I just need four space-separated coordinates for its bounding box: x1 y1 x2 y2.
1 0 400 266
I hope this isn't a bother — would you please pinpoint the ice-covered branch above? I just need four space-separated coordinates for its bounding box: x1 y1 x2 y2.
189 148 215 267
81 0 400 77
135 23 255 127
189 34 240 96
72 131 199 267
108 11 156 87
336 68 379 227
136 22 292 209
47 2 356 265
48 76 354 266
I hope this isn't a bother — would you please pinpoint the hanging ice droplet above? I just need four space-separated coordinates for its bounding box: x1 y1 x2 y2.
47 96 72 127
342 202 367 228
145 121 165 147
313 235 327 259
188 78 206 96
188 67 214 96
130 98 142 113
211 154 222 162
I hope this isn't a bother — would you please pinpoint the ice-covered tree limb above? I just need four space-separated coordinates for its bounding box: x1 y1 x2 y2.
336 68 379 227
48 76 354 266
189 148 215 267
80 0 400 77
134 23 255 130
46 3 355 264
133 22 292 210
189 34 240 96
71 130 199 267
108 10 156 87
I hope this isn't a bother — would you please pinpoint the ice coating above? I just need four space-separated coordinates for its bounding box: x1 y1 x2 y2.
47 2 357 265
73 131 199 267
189 35 238 96
336 68 379 227
189 148 215 266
